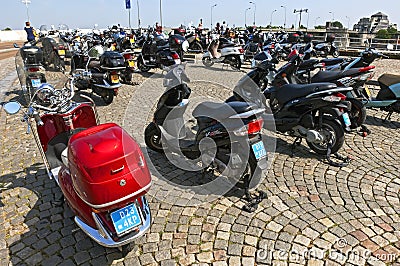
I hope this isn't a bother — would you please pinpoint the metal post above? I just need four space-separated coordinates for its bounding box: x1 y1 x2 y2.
270 10 277 27
159 0 163 29
249 2 256 26
245 7 251 27
128 9 131 29
281 5 286 29
22 0 31 22
137 0 140 29
211 4 217 31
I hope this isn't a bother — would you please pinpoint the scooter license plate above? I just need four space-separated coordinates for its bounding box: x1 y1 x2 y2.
31 78 41 88
111 74 119 83
342 113 352 127
130 38 135 44
110 203 142 236
252 141 267 160
364 87 371 97
128 60 135 67
58 50 66 56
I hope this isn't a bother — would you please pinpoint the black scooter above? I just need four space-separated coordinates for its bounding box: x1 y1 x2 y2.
137 31 181 72
228 65 353 167
144 64 268 211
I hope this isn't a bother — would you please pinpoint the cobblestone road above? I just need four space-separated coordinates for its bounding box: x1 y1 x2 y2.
0 56 400 266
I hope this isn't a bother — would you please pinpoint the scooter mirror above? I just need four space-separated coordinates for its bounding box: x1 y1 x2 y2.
3 101 21 115
13 43 19 48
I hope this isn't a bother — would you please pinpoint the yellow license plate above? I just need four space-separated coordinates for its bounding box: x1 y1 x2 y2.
130 38 135 44
364 87 371 97
111 74 119 83
128 60 135 67
58 50 65 56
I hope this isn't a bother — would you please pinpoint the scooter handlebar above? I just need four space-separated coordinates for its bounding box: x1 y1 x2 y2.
33 112 44 126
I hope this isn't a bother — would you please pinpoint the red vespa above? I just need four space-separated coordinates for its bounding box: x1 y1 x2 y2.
2 51 152 249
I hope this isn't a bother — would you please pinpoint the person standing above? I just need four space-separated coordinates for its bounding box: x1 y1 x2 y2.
24 21 36 42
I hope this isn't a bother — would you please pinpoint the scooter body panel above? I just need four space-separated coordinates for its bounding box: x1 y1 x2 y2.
37 103 97 151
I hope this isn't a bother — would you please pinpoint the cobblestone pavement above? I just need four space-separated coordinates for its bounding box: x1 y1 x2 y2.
0 56 400 266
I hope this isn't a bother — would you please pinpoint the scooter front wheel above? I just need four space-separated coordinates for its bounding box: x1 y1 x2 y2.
332 50 340 58
144 123 164 153
202 57 214 67
101 90 114 105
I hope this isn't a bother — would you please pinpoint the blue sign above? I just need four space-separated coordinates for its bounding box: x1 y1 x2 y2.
125 0 131 9
252 141 267 160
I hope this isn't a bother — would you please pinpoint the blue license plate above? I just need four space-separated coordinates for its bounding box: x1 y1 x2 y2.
342 113 351 127
31 79 41 88
110 203 142 235
252 141 267 160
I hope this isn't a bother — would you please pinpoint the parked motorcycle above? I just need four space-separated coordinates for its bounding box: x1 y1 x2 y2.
137 31 181 72
202 36 244 70
2 54 152 251
144 64 268 211
13 42 47 106
71 45 125 104
312 34 339 58
362 74 400 120
227 69 353 166
41 37 66 71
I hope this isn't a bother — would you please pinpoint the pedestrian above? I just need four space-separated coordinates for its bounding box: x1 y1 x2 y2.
24 21 36 42
155 22 162 34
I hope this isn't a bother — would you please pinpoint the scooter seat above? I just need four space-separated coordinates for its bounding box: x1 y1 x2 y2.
88 60 101 69
275 83 337 104
192 101 256 120
320 58 345 66
219 43 236 49
378 73 400 87
298 59 319 71
311 68 360 83
157 44 170 51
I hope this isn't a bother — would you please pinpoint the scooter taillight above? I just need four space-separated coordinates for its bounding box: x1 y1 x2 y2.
171 52 180 59
58 45 65 50
233 119 263 136
174 38 181 44
123 53 132 60
28 67 40 72
247 119 263 135
358 65 375 72
333 92 347 100
239 48 245 54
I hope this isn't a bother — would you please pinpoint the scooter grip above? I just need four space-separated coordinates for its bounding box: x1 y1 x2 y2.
34 113 44 126
91 73 106 79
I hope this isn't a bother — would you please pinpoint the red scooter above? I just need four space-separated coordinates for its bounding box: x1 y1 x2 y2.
2 51 152 250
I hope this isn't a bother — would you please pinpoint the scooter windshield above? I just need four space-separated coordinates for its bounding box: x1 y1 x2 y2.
163 64 190 89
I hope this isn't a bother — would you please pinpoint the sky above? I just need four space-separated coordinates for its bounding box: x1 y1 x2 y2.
1 0 400 31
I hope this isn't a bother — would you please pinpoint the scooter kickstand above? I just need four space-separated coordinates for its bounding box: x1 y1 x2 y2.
383 111 393 123
242 174 267 213
291 137 302 157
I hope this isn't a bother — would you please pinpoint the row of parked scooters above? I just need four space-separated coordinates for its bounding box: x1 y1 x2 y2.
2 25 399 253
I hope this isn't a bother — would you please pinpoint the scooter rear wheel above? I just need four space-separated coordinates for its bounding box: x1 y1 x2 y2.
137 57 151 72
348 98 367 128
145 122 164 153
202 57 214 67
307 118 345 155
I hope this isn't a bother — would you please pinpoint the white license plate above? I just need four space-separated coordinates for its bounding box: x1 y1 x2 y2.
110 203 142 236
31 78 41 88
252 141 267 160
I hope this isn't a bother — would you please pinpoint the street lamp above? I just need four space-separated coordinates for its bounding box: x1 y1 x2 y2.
346 16 350 29
281 5 286 29
315 16 320 27
270 9 277 27
21 0 31 22
137 0 141 29
249 1 256 26
211 4 217 30
159 0 162 28
245 7 251 27
329 11 334 22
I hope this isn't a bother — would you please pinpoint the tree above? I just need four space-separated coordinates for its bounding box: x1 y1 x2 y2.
331 21 343 29
376 29 390 39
